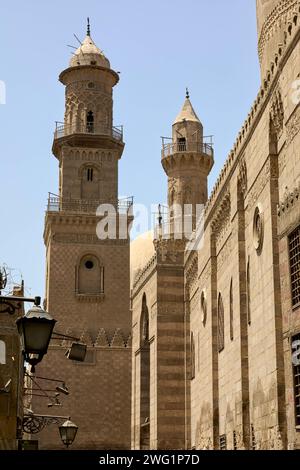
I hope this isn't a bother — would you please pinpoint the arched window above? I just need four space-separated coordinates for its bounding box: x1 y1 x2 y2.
86 110 94 133
87 168 94 182
80 164 99 200
140 294 149 347
191 332 195 380
140 294 150 450
218 293 225 352
0 340 6 364
77 255 104 295
247 260 251 325
230 280 234 341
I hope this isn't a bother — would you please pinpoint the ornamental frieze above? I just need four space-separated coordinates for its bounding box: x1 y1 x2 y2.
53 233 127 245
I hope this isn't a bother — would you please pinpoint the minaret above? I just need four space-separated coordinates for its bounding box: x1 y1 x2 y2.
256 0 288 80
161 90 213 234
34 21 132 449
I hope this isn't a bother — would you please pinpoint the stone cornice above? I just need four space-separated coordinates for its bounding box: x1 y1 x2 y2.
132 254 157 296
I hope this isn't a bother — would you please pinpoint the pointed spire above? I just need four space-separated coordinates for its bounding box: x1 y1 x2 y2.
173 92 201 125
87 17 91 36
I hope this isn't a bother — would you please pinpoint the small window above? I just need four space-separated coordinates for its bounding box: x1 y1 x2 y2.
178 137 186 152
292 333 300 426
85 260 94 270
219 434 227 450
218 294 224 352
86 168 94 182
289 226 300 307
86 110 94 133
0 340 6 364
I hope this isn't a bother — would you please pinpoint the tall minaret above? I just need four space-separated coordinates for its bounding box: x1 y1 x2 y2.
256 0 287 80
161 90 213 234
34 21 132 450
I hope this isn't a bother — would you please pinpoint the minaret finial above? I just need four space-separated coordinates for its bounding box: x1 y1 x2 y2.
87 17 91 36
186 87 189 99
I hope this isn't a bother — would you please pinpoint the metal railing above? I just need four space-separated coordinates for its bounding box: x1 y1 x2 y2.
161 140 213 159
47 194 133 214
54 122 123 142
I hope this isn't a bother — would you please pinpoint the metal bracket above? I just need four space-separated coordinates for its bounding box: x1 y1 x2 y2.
0 295 41 315
23 413 70 434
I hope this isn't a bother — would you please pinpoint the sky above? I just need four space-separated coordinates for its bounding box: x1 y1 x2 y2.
0 0 260 300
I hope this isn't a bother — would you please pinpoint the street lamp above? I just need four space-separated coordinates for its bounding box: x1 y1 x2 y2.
59 419 78 448
16 305 56 372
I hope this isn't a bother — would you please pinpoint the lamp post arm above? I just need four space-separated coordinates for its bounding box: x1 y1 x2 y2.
0 294 41 315
51 331 80 342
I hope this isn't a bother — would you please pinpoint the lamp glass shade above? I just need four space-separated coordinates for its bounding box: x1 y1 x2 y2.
59 420 78 447
16 306 56 367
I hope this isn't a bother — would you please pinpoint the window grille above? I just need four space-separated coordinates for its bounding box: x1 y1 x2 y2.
289 227 300 307
219 434 227 450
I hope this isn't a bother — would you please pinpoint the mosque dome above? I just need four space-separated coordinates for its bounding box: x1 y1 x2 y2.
130 231 156 287
69 22 110 68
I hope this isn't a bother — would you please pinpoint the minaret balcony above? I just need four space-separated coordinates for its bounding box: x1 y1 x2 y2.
161 139 213 159
54 122 124 142
46 193 133 215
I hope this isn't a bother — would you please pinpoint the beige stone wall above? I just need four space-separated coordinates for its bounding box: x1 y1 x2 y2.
131 1 300 451
187 4 300 450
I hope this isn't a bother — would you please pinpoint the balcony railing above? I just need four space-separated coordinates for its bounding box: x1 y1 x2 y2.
47 194 133 214
161 140 213 159
54 122 123 142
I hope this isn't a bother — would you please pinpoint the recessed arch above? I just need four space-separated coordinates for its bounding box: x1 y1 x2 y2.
76 254 104 295
139 293 150 450
218 293 225 352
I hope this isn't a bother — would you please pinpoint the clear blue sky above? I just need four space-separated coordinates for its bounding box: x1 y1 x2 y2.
0 0 259 299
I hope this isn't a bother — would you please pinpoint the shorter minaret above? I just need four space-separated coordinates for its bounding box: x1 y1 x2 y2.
161 90 214 234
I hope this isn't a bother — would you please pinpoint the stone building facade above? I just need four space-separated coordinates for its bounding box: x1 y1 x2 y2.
0 284 24 450
32 28 132 449
131 0 300 450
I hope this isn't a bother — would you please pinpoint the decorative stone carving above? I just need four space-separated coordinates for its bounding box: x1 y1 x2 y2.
211 191 231 251
217 237 233 271
270 88 284 138
277 184 300 216
53 233 127 246
238 156 248 195
258 0 298 62
253 205 264 254
247 160 271 210
268 425 284 450
154 238 185 264
185 252 198 291
286 104 300 145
